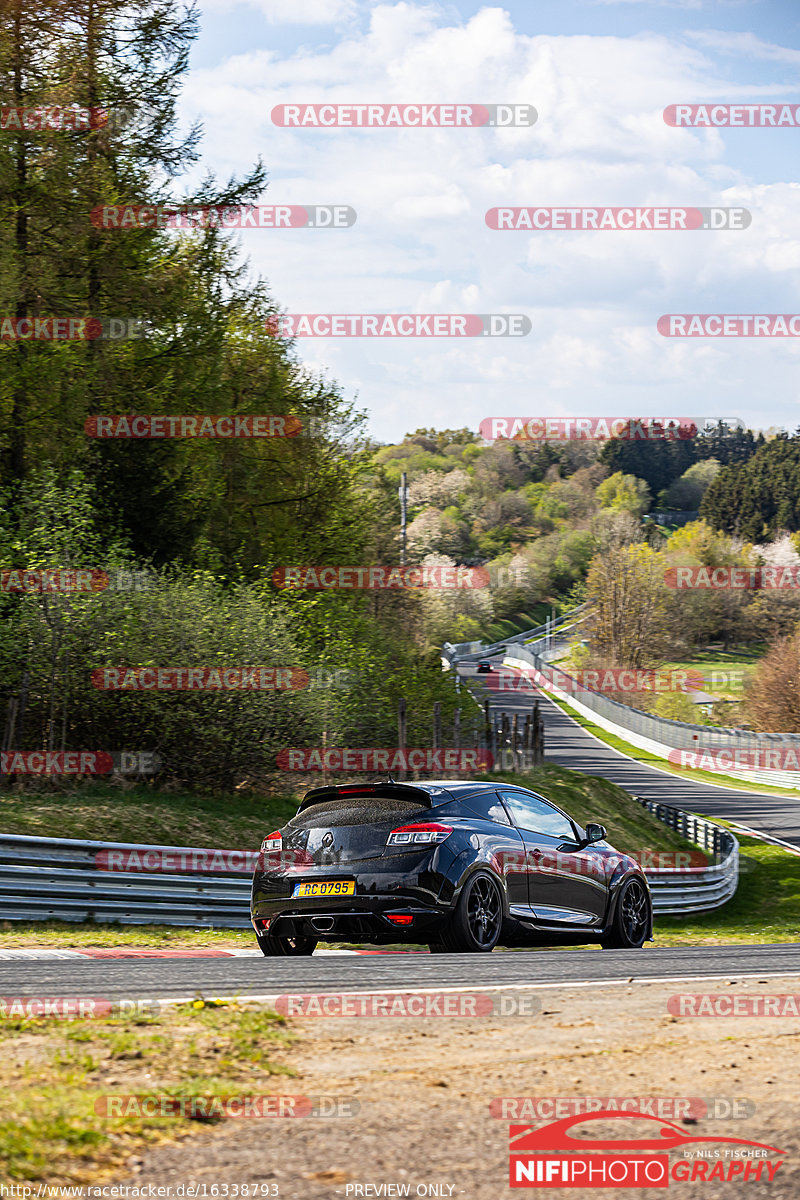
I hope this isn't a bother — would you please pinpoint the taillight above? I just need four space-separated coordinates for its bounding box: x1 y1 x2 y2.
262 831 282 852
387 822 452 847
387 914 414 926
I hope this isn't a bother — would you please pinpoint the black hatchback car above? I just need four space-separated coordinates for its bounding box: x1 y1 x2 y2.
251 780 652 954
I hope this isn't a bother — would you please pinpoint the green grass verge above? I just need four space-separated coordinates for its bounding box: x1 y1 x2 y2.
546 694 800 798
0 782 297 847
653 835 800 945
661 646 763 697
0 999 292 1184
0 922 257 947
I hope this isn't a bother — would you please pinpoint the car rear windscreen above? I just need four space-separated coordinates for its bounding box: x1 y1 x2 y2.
289 796 430 829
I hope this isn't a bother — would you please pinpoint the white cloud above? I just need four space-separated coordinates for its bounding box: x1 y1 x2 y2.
186 3 800 440
686 30 800 65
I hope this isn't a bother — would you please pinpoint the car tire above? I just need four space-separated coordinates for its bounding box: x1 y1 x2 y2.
601 877 650 949
434 870 504 953
256 931 318 956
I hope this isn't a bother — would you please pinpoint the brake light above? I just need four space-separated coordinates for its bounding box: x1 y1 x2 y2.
338 786 376 795
262 831 282 852
387 914 414 926
387 822 452 847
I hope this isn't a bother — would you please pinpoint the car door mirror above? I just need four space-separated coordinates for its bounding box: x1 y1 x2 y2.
583 823 607 845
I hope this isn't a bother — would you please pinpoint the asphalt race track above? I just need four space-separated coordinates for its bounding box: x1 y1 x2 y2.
468 663 800 848
4 943 800 999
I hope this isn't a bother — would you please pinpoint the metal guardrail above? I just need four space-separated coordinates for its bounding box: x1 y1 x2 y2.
0 797 738 927
630 797 739 915
0 833 253 928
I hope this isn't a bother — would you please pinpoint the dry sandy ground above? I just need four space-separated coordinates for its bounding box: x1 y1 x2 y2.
113 976 800 1199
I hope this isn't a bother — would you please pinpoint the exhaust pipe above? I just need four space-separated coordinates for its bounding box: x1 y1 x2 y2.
310 916 335 932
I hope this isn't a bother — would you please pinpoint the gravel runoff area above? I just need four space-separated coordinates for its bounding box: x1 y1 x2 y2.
105 975 800 1200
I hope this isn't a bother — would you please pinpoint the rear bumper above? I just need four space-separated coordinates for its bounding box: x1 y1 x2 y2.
251 875 450 942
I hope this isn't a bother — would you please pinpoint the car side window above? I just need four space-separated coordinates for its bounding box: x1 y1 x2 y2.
463 791 512 825
496 789 576 840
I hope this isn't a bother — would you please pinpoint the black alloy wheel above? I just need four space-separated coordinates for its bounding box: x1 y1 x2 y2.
602 877 650 949
429 870 503 953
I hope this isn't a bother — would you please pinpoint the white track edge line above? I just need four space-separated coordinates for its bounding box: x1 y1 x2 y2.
138 970 800 1009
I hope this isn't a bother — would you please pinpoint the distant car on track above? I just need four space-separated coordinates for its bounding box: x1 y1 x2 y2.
251 779 652 956
476 660 493 673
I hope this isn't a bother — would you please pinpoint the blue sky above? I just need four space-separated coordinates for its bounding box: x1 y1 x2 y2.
183 0 800 441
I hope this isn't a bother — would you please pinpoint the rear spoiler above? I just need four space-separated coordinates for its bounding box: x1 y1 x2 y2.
297 782 434 814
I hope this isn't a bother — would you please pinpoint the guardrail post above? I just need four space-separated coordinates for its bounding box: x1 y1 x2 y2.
532 699 544 766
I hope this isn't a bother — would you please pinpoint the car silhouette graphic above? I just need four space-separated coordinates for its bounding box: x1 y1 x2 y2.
509 1111 784 1155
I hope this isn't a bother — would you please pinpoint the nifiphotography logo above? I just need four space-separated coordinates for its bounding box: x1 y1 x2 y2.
508 1111 785 1188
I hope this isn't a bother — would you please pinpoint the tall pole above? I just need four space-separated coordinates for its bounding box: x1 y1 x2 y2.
397 698 407 780
399 471 408 565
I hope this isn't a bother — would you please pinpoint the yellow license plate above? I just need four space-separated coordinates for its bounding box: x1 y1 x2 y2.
293 881 355 898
